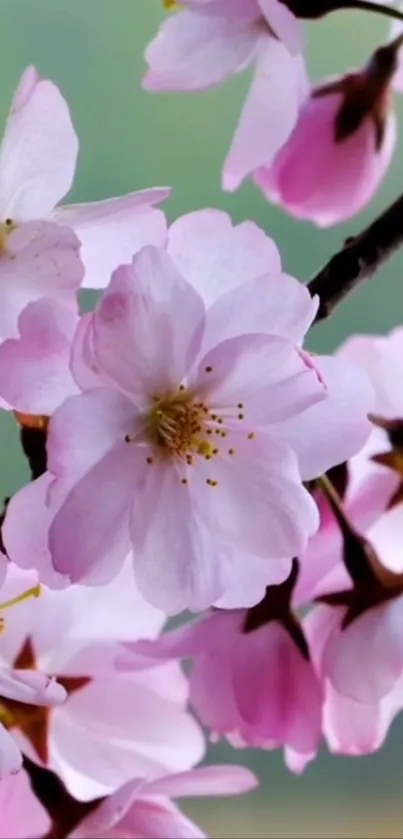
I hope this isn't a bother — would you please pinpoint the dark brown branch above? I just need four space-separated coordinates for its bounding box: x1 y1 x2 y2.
308 192 403 323
23 757 101 839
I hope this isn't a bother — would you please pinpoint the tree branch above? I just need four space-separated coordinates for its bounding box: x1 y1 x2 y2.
308 192 403 323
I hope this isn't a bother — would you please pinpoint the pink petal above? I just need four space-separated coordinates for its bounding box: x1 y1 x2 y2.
70 313 107 391
74 793 206 839
216 552 291 609
193 333 325 425
147 765 258 798
0 725 21 779
143 9 259 91
223 40 307 190
339 329 403 418
130 459 225 614
270 354 374 481
49 443 134 584
233 623 322 754
51 668 204 800
92 247 205 397
0 769 50 836
0 221 83 341
201 272 318 353
52 189 170 290
167 209 281 307
199 432 319 558
0 67 78 219
323 598 403 702
190 653 240 733
257 92 397 227
69 779 144 837
0 667 66 706
47 388 137 483
258 0 302 53
0 298 78 414
324 682 400 757
3 473 68 588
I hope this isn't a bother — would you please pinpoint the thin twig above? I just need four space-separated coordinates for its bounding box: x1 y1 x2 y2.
308 192 403 322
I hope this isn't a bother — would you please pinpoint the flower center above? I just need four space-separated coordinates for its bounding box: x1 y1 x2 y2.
144 390 214 460
0 218 17 253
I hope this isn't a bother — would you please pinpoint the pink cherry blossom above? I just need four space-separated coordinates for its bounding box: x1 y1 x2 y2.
71 765 258 839
314 503 403 705
0 563 204 800
122 606 323 772
0 66 169 289
255 59 397 226
144 2 308 190
0 769 50 837
4 211 374 610
305 605 403 757
35 246 326 613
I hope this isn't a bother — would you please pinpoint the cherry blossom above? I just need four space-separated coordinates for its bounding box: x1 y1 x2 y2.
71 765 258 839
255 42 398 225
0 563 204 800
305 605 403 757
144 1 307 190
0 66 170 290
122 563 323 773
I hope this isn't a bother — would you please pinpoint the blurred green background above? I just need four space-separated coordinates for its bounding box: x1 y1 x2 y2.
1 1 403 836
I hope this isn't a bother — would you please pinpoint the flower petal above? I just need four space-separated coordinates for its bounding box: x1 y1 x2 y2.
0 769 50 834
49 443 134 584
0 221 83 341
130 459 225 614
0 725 22 780
194 333 325 425
270 354 374 480
47 388 137 483
201 272 317 352
143 9 259 91
223 40 307 190
323 598 403 702
0 66 78 220
167 209 281 307
92 246 205 397
53 189 170 290
199 432 319 558
0 298 78 414
147 765 258 798
3 474 68 588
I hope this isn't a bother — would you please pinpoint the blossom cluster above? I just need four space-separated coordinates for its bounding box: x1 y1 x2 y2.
1 1 403 836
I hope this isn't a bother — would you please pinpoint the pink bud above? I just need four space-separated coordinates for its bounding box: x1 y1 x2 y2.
255 48 398 226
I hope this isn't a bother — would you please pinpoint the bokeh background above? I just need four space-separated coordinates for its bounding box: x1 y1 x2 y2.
1 1 403 836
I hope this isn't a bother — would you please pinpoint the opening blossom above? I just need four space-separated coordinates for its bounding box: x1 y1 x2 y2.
255 40 400 226
2 208 374 614
144 0 308 190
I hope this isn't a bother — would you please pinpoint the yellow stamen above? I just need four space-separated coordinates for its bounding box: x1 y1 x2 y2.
0 585 41 613
0 218 17 253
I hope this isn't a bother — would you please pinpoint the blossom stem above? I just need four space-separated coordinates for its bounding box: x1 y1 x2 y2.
308 192 403 322
339 1 403 23
285 0 403 22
